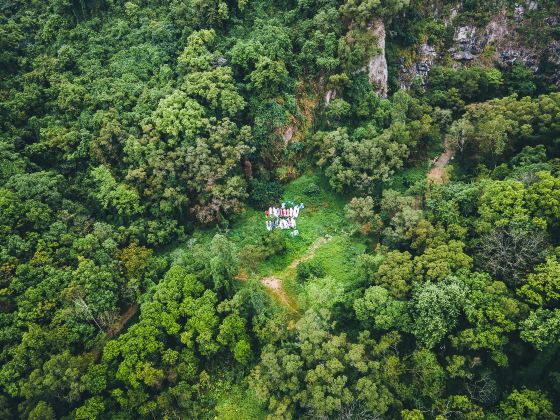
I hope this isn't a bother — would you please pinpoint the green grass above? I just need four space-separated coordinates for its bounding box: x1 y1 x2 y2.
282 234 367 307
184 170 349 267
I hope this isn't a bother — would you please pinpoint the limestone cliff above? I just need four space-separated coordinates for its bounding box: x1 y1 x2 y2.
394 1 560 89
368 18 389 97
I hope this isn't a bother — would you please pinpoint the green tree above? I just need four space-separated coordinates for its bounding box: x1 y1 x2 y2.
499 388 554 420
518 257 560 307
209 234 239 296
520 309 560 350
410 279 467 348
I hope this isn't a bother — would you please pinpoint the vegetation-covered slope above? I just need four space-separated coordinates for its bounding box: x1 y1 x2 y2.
1 0 560 418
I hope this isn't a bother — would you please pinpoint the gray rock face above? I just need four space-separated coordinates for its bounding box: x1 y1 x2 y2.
514 5 525 21
527 1 538 11
396 3 559 88
449 25 486 60
324 89 336 106
282 126 296 144
398 43 438 89
367 19 388 97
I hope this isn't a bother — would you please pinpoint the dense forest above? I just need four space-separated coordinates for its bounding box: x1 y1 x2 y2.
1 0 560 418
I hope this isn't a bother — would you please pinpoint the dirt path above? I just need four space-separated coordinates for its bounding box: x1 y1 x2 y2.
288 235 331 269
108 303 139 339
427 137 454 183
235 236 332 312
258 235 333 312
261 276 299 312
89 303 139 361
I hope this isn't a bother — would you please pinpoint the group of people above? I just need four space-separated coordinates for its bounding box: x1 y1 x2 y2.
265 203 304 232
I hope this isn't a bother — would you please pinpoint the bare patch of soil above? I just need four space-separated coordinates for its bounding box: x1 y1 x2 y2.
428 138 454 183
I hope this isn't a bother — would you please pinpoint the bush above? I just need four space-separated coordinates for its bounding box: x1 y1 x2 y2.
297 260 325 282
239 244 266 273
303 182 321 195
263 229 287 256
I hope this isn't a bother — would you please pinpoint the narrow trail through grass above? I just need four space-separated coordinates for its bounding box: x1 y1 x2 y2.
428 137 455 183
259 235 334 313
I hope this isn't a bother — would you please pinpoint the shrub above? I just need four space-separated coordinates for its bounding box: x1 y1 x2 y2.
263 229 287 256
303 182 321 195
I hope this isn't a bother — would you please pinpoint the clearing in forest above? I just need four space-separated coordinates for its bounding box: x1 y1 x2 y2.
187 172 367 312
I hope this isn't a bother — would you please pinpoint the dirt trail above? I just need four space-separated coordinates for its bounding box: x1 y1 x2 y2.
109 303 139 338
89 303 139 361
288 235 331 269
258 236 333 312
261 276 298 312
427 138 454 183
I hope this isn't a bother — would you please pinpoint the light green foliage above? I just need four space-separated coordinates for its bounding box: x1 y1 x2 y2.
302 275 345 313
28 401 55 420
518 257 560 307
413 241 472 282
249 57 289 97
520 309 560 350
526 172 560 227
153 91 208 140
410 279 467 348
375 250 414 298
354 285 408 330
478 180 530 229
451 272 521 365
183 66 245 117
345 196 381 234
75 396 105 420
401 409 425 419
250 311 400 418
499 388 554 420
316 124 411 193
178 30 217 73
453 93 560 164
90 165 142 217
408 348 446 401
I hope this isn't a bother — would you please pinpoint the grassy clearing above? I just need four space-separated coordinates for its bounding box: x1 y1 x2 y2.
174 170 368 311
281 234 367 309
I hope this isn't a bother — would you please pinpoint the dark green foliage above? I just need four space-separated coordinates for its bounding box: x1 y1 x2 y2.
249 179 284 208
262 229 288 256
1 0 560 418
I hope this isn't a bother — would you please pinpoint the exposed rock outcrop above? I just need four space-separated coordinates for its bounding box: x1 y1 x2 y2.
396 1 559 89
368 18 388 97
325 89 336 106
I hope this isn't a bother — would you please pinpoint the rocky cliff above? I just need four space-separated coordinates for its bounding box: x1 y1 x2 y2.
391 0 560 90
368 18 389 97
